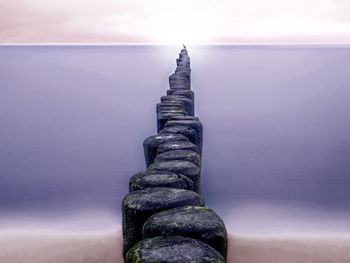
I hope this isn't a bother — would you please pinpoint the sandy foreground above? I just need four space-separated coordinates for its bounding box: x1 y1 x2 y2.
1 231 350 263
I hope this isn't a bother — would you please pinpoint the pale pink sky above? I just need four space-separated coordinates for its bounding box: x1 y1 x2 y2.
1 0 350 44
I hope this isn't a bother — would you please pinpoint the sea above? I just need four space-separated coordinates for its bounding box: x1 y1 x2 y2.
1 45 350 236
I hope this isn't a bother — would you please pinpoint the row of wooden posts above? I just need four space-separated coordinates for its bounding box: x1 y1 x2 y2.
121 48 227 263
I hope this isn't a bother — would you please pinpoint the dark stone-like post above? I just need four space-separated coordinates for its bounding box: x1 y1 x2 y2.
121 47 227 262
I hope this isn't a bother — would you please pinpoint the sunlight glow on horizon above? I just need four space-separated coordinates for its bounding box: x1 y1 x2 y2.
1 0 350 44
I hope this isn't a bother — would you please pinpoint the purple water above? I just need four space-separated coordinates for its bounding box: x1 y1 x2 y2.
1 45 350 234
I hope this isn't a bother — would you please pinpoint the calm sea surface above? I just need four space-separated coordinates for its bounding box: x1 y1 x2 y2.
1 45 350 234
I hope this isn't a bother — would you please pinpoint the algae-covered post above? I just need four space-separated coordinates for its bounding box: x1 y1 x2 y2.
121 47 228 262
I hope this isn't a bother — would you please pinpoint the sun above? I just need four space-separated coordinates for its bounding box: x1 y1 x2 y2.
109 2 216 45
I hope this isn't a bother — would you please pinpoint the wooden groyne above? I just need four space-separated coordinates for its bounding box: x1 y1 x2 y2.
122 48 227 262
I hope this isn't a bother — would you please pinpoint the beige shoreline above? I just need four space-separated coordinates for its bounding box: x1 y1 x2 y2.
1 231 350 263
227 234 350 263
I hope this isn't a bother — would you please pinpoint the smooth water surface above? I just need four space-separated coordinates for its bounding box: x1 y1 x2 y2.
1 45 350 234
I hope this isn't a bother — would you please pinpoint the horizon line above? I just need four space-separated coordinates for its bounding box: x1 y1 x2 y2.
2 42 350 47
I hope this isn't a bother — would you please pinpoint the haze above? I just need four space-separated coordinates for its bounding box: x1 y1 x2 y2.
1 0 350 44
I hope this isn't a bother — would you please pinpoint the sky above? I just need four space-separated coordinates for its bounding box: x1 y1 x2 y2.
1 0 350 44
